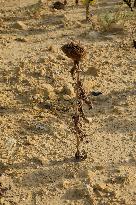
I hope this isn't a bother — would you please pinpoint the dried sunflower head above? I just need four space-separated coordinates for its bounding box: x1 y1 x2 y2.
61 42 86 62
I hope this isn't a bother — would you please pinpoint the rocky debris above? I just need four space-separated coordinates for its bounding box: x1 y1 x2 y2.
0 162 8 176
13 21 28 30
86 117 93 123
93 183 107 191
108 175 130 185
113 106 125 114
62 94 72 101
75 21 82 28
0 185 8 197
94 165 104 171
64 188 87 200
47 45 58 53
108 23 124 33
15 37 27 42
58 83 75 98
5 137 17 156
87 170 96 182
123 154 136 163
63 180 71 189
93 183 116 197
43 101 53 109
35 123 49 131
28 157 44 167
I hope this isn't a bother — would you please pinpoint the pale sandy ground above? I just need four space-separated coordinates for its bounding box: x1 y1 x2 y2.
0 0 136 204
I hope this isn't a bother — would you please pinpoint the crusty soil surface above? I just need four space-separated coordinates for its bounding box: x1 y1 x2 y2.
0 0 136 205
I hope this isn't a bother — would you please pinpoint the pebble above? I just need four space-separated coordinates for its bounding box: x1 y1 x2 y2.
60 83 75 97
63 94 72 101
87 117 93 123
113 106 125 114
108 23 124 33
63 180 71 189
15 37 27 42
13 21 28 30
36 123 49 131
43 83 57 100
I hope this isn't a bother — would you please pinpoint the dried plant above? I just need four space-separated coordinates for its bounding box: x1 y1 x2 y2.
133 40 136 48
61 42 93 160
86 0 90 21
75 0 79 6
134 0 136 7
52 1 66 10
123 0 134 11
84 0 95 21
64 0 67 5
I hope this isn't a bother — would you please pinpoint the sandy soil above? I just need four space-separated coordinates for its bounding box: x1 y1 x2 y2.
0 0 136 204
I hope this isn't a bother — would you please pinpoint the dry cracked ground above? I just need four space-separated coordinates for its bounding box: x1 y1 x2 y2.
0 0 136 205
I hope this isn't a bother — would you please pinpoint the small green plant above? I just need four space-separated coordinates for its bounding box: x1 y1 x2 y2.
96 0 136 31
97 12 116 31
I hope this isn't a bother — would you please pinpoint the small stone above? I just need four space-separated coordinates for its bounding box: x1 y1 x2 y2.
76 21 82 27
94 165 104 170
87 117 93 123
130 135 136 142
93 183 116 197
63 180 71 189
113 106 125 114
43 83 57 100
0 19 4 26
114 175 129 184
47 45 57 53
0 162 8 176
30 157 44 166
124 156 132 163
93 183 107 191
55 87 63 94
109 23 124 33
5 137 17 155
61 83 75 97
15 37 27 42
87 170 96 182
44 101 52 109
63 94 72 101
36 123 49 131
13 21 28 30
